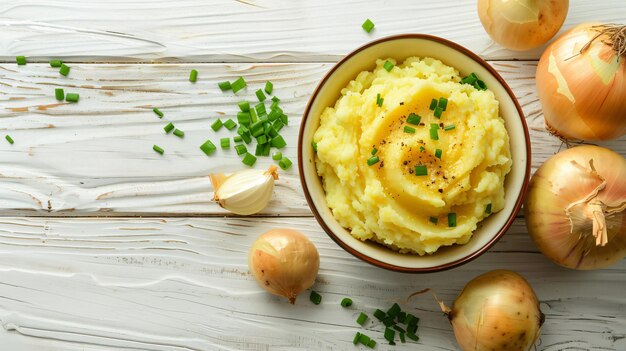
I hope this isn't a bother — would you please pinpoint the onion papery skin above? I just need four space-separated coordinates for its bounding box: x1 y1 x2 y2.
478 0 569 51
525 145 626 269
536 23 626 140
449 270 544 351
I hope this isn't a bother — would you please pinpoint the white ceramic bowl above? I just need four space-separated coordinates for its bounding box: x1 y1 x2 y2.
298 34 531 272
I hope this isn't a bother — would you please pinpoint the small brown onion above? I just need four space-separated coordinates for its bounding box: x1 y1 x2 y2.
249 229 320 304
478 0 569 51
525 145 626 269
439 270 544 351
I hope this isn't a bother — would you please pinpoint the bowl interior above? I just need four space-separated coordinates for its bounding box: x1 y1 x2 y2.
300 35 529 271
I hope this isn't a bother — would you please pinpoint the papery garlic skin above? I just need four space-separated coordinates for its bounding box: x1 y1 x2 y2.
210 166 278 215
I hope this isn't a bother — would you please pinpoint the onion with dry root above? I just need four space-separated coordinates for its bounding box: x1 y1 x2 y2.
249 229 320 304
478 0 569 51
438 270 544 351
536 23 626 140
525 145 626 269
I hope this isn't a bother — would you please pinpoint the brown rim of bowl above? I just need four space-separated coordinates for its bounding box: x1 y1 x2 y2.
298 34 531 273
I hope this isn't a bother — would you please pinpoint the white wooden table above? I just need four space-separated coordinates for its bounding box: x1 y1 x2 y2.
1 1 625 350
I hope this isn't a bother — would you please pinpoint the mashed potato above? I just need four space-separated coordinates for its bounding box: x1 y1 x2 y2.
313 57 512 255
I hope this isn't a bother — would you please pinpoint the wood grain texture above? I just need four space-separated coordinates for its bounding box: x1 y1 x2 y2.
0 216 623 351
1 0 625 63
1 62 625 216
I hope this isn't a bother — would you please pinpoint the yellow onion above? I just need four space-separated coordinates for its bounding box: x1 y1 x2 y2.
248 229 320 304
439 270 544 351
478 0 569 51
536 23 626 140
525 145 626 269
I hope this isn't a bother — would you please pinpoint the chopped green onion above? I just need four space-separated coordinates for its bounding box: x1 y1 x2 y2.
373 309 386 321
189 69 198 82
383 60 394 72
382 317 395 327
218 81 232 91
264 81 273 94
55 88 65 101
231 77 247 93
254 143 265 156
475 79 487 90
234 102 248 113
358 334 371 345
310 290 322 305
240 131 252 144
340 298 353 307
387 303 401 318
397 311 406 323
65 93 79 103
429 98 437 110
393 325 406 334
271 135 287 149
255 89 266 102
273 119 284 132
353 332 361 345
268 107 282 122
235 144 247 155
399 332 406 343
173 129 185 138
59 64 70 76
49 59 62 67
242 152 257 166
356 312 368 325
278 157 292 170
404 126 416 134
444 124 456 131
312 141 318 153
435 149 442 159
200 139 217 155
250 108 258 123
280 114 288 125
220 138 230 149
250 122 264 137
164 122 175 133
255 102 267 116
237 112 251 126
461 73 478 85
438 97 448 111
367 339 376 348
376 93 384 107
224 119 237 130
406 333 419 341
271 96 280 103
234 135 243 143
367 156 380 166
448 212 457 227
152 108 164 118
486 203 492 214
405 313 419 330
415 165 427 176
256 134 268 145
420 146 425 152
211 118 223 131
384 328 396 344
270 100 280 110
153 145 164 154
5 135 14 144
272 152 283 161
429 217 438 224
434 106 443 118
430 126 439 140
407 113 421 125
362 18 375 33
371 147 378 155
16 56 26 65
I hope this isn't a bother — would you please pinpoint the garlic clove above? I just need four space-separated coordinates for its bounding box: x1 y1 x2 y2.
210 166 279 215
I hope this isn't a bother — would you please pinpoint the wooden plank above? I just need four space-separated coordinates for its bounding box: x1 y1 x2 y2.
1 0 625 62
1 62 625 216
0 216 623 350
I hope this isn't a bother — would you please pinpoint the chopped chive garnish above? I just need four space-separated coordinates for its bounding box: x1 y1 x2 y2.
250 108 258 123
49 59 62 67
231 77 247 93
224 119 237 130
271 135 287 149
55 88 64 101
220 138 230 149
59 64 70 76
278 157 292 170
415 165 427 176
272 152 282 161
367 156 380 166
218 81 232 91
268 108 282 122
362 18 375 33
280 114 288 125
475 79 487 90
430 126 439 140
255 102 267 116
406 313 419 330
400 332 406 343
438 97 448 111
256 134 268 145
356 312 368 325
397 311 406 323
429 216 438 224
340 298 353 307
189 69 198 82
383 60 394 72
255 143 264 156
16 56 26 65
164 122 175 133
448 212 457 227
255 89 266 102
173 129 185 138
237 112 251 126
211 118 223 131
382 317 395 327
310 291 322 305
444 124 456 131
376 93 384 107
264 81 273 94
429 98 437 110
65 93 79 103
384 328 396 344
234 135 243 143
434 106 443 118
235 144 247 155
406 333 419 341
393 325 406 334
435 148 442 159
153 145 164 154
5 135 14 144
273 119 284 132
486 203 492 214
407 113 421 125
152 108 164 118
374 309 386 321
420 146 425 152
371 147 378 155
358 334 371 345
367 339 377 348
387 303 401 318
404 126 416 134
200 139 217 155
461 72 478 85
312 141 318 153
353 332 361 345
238 101 250 112
271 96 280 103
242 152 257 166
